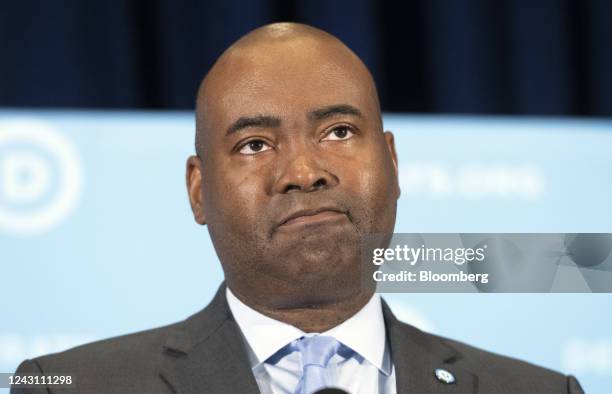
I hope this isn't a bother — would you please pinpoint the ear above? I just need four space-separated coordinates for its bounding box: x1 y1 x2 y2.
383 131 401 199
186 155 207 225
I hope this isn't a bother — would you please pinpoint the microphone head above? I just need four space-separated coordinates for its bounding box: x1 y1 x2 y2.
313 389 350 394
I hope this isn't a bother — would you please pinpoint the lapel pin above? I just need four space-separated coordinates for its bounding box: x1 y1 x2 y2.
434 368 456 384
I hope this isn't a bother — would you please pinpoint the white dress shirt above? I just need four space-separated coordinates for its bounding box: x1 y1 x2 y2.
226 287 397 394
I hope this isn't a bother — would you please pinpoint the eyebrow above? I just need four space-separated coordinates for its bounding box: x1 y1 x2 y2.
226 115 281 135
225 104 363 136
308 104 363 121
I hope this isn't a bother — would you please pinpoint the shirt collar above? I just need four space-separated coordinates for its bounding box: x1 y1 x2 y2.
226 287 390 375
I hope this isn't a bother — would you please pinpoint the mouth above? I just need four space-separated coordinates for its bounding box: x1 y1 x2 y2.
278 207 348 229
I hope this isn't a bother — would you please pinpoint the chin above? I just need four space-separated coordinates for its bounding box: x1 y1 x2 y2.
274 248 363 297
281 230 360 272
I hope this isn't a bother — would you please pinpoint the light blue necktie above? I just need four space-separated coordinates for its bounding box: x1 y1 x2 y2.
293 335 341 394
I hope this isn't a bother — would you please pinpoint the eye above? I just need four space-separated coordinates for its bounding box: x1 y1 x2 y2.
238 139 272 155
322 125 355 141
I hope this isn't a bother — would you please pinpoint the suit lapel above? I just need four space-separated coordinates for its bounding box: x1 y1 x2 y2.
382 300 477 394
158 283 260 394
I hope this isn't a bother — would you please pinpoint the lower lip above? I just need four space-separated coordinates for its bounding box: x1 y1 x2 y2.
280 211 347 228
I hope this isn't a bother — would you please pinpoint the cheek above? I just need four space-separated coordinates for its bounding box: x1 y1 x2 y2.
203 162 275 271
355 163 393 210
343 145 397 231
203 160 270 231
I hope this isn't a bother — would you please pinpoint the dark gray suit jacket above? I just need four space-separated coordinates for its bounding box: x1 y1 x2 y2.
12 283 584 393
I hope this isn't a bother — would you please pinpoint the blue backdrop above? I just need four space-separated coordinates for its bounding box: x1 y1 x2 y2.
0 111 611 393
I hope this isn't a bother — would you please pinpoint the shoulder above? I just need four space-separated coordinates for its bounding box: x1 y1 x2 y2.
12 284 232 393
14 322 181 392
433 333 583 393
41 322 178 367
382 299 584 393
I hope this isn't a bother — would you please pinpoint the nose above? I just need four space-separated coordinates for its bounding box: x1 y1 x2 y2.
274 154 338 194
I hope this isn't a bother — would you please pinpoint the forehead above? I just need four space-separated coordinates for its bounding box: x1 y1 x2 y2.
199 39 378 132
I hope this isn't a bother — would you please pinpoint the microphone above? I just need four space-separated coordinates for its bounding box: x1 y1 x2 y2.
313 389 350 394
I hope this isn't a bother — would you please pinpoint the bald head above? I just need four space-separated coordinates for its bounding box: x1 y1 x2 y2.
194 22 381 156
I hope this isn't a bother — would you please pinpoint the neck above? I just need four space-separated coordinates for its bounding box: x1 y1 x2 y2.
229 286 374 332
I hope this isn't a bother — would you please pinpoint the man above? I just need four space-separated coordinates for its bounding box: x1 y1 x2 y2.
13 23 584 394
